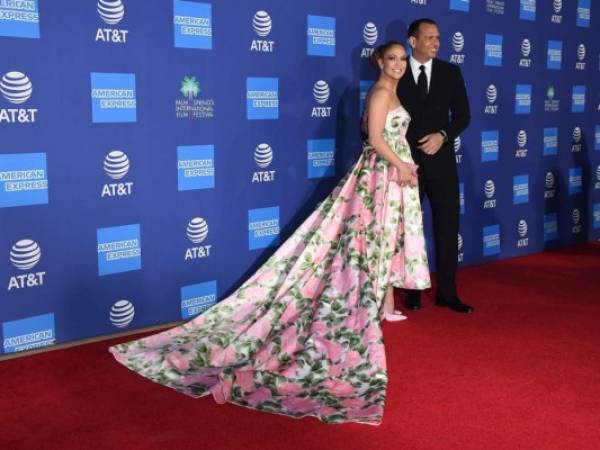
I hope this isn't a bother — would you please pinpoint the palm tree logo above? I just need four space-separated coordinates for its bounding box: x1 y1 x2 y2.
180 76 200 103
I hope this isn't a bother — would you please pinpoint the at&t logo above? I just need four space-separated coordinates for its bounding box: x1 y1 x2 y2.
185 217 212 260
450 31 465 64
361 22 378 58
110 300 135 328
7 239 46 290
101 151 133 197
572 208 582 234
311 80 331 118
95 0 129 43
516 130 528 158
545 171 556 198
551 0 563 23
250 10 274 52
0 71 38 123
484 179 496 209
595 164 600 189
519 38 532 68
252 143 275 183
517 219 529 247
572 126 582 152
575 44 586 70
457 233 464 262
454 136 462 163
484 84 498 114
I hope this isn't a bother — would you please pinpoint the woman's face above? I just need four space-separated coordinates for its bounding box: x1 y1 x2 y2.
378 45 408 81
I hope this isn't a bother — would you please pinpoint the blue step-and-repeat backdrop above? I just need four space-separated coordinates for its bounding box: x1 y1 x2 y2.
1 0 598 355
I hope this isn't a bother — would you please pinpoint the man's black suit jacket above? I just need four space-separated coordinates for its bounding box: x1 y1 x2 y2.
397 58 470 180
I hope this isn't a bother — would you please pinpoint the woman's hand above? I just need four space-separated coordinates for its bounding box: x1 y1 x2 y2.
394 162 419 187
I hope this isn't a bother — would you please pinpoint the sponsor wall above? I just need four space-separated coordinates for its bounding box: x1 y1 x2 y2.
1 0 598 355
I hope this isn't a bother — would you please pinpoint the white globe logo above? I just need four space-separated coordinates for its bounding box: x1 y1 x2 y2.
187 217 209 244
103 150 129 180
454 136 461 153
596 165 600 181
572 126 582 144
0 71 33 104
252 10 272 37
313 80 330 104
518 220 528 237
577 44 586 61
553 0 563 14
452 32 464 53
97 0 125 25
10 239 41 270
110 300 135 328
545 172 555 189
484 180 495 199
254 143 273 168
486 84 497 104
521 39 531 57
457 233 463 251
572 208 580 225
363 22 378 46
517 130 527 148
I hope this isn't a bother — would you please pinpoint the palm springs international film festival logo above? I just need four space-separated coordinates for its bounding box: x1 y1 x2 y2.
0 0 40 39
484 84 498 114
7 239 46 291
515 129 528 158
95 0 128 44
551 0 563 23
361 22 378 58
544 85 559 112
484 179 496 209
250 10 274 53
101 150 133 197
110 300 135 328
90 72 136 123
595 164 600 190
312 80 331 118
486 0 505 15
575 44 586 70
544 171 556 198
175 75 214 119
450 31 465 64
517 219 529 248
0 152 48 208
0 71 38 123
185 217 212 261
519 38 532 68
252 143 275 183
572 126 583 152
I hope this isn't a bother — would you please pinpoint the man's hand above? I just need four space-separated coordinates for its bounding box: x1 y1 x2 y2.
418 132 444 155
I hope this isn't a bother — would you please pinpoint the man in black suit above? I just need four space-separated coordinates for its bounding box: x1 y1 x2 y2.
397 18 473 313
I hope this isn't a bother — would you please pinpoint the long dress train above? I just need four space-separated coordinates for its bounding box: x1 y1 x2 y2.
109 106 430 425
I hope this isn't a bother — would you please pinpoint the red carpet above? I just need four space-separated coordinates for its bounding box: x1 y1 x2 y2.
2 244 600 450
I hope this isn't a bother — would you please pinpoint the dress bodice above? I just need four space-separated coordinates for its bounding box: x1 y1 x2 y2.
364 105 413 163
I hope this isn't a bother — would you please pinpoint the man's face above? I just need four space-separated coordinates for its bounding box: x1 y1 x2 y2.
410 23 440 62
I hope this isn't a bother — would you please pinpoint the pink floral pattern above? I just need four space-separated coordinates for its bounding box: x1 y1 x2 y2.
110 106 430 425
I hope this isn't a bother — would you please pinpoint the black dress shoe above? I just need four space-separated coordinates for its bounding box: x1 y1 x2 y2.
435 296 474 314
404 295 421 311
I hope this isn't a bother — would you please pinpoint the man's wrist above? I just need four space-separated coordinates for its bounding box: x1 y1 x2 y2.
439 130 448 143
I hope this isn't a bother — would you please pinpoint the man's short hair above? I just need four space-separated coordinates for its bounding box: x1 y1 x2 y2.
408 18 438 38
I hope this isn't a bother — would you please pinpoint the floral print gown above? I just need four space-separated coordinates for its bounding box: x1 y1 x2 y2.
110 106 430 425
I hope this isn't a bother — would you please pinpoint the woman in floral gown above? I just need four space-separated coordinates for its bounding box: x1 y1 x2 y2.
110 42 430 425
